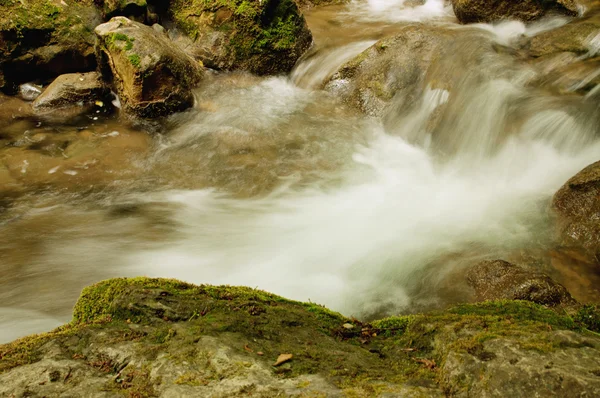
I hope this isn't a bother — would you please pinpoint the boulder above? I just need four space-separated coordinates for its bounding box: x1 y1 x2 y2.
466 260 576 306
95 17 203 118
168 0 312 74
1 278 600 396
99 0 149 22
32 72 109 118
0 0 102 93
552 161 600 263
527 12 600 58
452 0 579 24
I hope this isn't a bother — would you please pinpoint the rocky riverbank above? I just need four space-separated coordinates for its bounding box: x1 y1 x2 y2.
1 277 599 397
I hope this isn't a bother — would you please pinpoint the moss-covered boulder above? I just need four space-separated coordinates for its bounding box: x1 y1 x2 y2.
1 277 600 396
95 17 204 118
168 0 312 75
552 161 600 264
452 0 579 24
0 0 102 93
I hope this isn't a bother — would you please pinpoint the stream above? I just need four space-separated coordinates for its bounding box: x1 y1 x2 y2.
1 0 599 343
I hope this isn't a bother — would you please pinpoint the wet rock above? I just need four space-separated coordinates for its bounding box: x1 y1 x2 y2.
18 83 43 102
466 259 576 306
168 0 312 75
551 161 600 263
95 17 203 118
527 12 600 57
1 278 599 396
324 23 507 153
31 72 109 120
452 0 579 24
0 0 102 92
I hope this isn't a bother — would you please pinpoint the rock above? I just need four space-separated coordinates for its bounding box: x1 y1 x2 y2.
99 0 148 22
18 83 43 102
442 330 600 397
324 23 506 154
1 278 599 396
95 17 203 118
452 0 579 24
552 161 600 263
466 260 576 306
168 0 312 74
0 0 102 92
527 12 600 58
32 72 109 119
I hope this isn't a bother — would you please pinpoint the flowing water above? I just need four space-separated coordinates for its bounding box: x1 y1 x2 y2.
1 0 600 343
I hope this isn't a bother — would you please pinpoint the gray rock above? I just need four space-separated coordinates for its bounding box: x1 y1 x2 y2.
95 17 204 118
442 331 600 397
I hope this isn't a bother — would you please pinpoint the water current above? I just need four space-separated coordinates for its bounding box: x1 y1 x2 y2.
1 0 599 343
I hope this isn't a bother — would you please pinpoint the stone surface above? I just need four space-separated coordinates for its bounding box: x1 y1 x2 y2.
0 0 102 92
168 0 313 75
466 260 577 306
527 14 600 58
95 17 203 118
32 72 108 113
552 161 600 263
1 278 599 397
452 0 579 24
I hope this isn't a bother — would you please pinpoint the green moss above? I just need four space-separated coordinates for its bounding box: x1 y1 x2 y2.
106 32 135 52
3 277 598 397
574 304 600 332
169 0 308 73
128 53 141 67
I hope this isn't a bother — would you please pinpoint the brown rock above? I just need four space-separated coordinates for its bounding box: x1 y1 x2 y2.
95 17 203 118
552 161 600 263
466 260 576 306
452 0 579 24
32 72 108 115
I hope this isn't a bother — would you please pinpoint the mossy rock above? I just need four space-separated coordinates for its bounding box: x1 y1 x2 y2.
0 0 102 92
95 17 203 118
168 0 313 75
1 277 600 396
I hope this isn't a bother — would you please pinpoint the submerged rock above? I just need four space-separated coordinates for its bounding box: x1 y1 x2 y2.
452 0 579 24
552 161 600 263
32 72 109 119
168 0 313 74
1 278 599 396
467 259 576 306
95 17 203 118
0 0 101 92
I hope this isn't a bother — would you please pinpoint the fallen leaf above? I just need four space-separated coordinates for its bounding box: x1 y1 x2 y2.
413 358 436 369
273 353 293 366
244 344 253 353
257 352 264 356
401 348 416 352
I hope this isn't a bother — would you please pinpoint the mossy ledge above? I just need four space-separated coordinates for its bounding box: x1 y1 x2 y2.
1 277 600 396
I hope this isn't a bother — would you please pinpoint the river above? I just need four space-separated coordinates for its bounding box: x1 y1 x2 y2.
1 0 599 343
